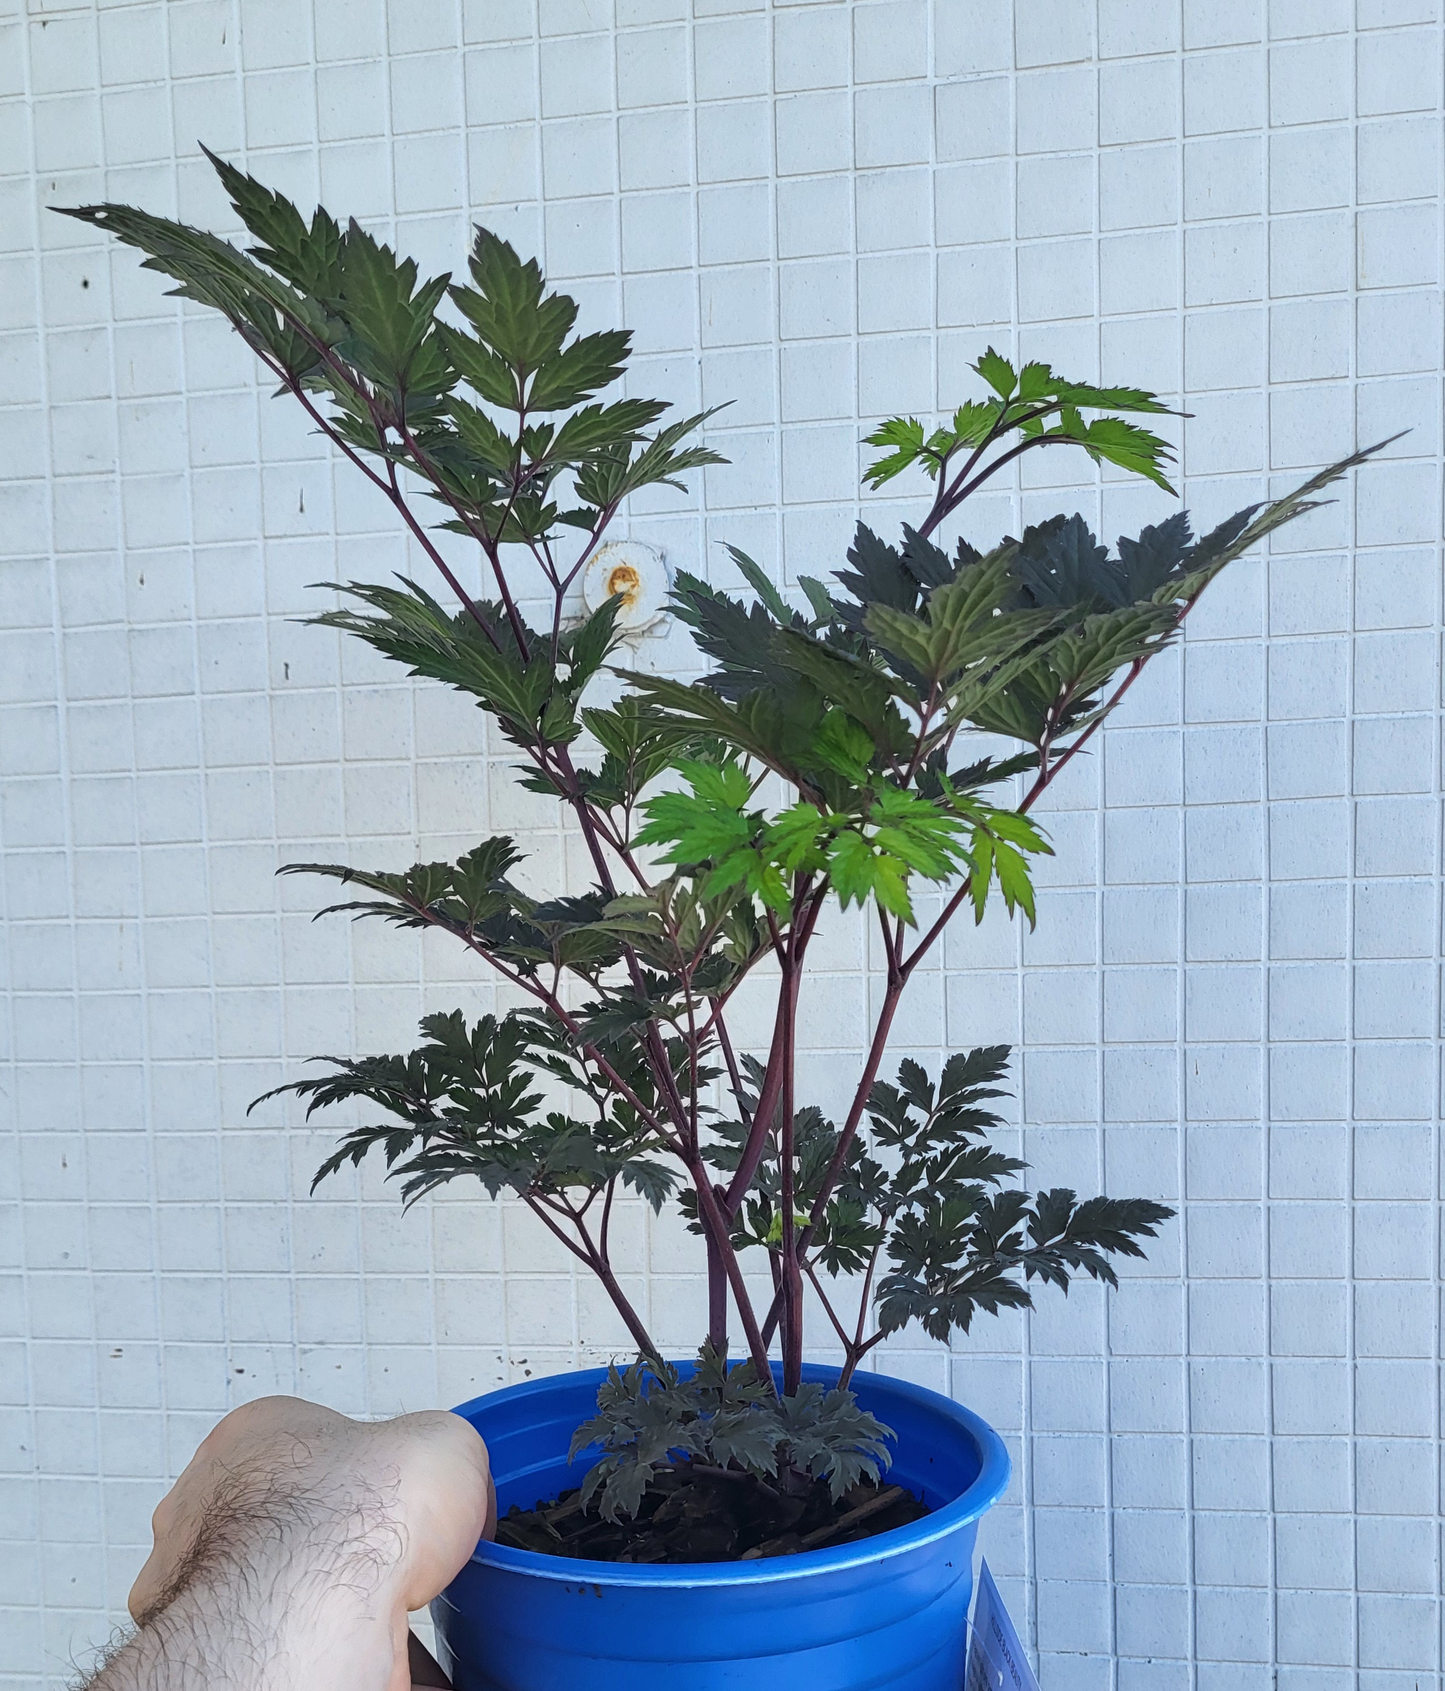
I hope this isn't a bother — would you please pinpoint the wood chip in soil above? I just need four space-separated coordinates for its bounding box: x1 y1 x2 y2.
494 1469 930 1565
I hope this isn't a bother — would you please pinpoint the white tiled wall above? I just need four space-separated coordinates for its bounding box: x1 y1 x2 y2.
3 0 1443 1684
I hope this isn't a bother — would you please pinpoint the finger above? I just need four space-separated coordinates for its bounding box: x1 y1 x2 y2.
382 1413 493 1611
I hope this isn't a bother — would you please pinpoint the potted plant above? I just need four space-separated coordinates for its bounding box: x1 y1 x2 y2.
63 155 1378 1691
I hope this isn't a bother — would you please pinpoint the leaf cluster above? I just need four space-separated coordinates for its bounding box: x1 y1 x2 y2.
68 157 1380 955
863 347 1179 496
58 151 722 557
584 875 767 1005
702 1046 1173 1348
627 433 1382 949
877 1187 1174 1342
849 1055 1172 1345
279 840 766 1061
257 1006 679 1214
304 577 625 759
278 837 619 977
634 757 1031 924
569 1345 893 1520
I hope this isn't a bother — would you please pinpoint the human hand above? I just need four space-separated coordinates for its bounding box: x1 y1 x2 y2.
119 1396 493 1691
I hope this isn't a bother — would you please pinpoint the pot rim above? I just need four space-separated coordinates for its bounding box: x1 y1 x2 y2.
450 1361 1010 1589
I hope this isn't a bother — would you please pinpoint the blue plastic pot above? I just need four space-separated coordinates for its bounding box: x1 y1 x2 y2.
433 1362 1010 1691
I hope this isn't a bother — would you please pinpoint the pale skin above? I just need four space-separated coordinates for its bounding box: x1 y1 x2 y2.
87 1396 495 1691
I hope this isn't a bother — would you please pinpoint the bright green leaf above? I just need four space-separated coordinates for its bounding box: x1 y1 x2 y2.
975 347 1017 400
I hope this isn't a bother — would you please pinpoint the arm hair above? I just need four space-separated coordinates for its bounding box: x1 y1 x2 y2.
77 1454 404 1691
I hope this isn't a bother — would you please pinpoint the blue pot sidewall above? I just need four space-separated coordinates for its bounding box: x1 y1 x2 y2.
433 1362 1010 1683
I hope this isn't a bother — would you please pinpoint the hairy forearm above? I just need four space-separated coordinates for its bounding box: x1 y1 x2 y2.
86 1464 406 1691
89 1589 383 1691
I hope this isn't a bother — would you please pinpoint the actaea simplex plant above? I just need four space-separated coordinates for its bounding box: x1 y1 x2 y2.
63 151 1384 1545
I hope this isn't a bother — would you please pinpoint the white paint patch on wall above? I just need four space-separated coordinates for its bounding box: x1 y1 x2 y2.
1 1 1442 1685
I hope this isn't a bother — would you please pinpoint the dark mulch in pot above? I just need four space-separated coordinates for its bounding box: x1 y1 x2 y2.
493 1467 930 1564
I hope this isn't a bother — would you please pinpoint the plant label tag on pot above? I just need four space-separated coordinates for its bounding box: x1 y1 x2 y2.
966 1561 1039 1691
